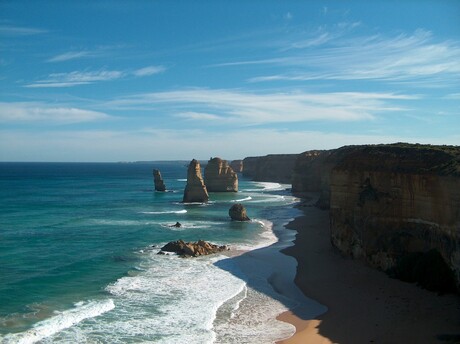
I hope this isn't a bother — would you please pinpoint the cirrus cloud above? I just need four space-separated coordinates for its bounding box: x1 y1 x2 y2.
0 102 110 124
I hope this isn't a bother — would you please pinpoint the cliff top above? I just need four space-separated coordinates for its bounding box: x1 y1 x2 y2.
333 143 460 176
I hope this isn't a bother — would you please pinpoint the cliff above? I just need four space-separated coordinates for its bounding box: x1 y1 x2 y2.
183 159 209 203
242 154 298 183
329 144 459 291
153 169 166 192
204 157 238 192
230 160 243 173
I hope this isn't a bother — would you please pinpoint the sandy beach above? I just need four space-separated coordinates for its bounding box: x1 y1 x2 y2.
277 196 460 344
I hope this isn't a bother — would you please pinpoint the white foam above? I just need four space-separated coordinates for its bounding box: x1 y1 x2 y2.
141 209 187 215
232 196 252 202
242 182 287 192
160 221 225 231
176 178 187 182
1 299 115 344
85 254 247 344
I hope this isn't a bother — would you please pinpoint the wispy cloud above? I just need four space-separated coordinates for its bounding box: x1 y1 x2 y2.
0 25 47 36
47 51 95 62
175 112 223 121
133 65 166 77
0 102 110 123
25 65 165 88
25 70 123 88
216 28 460 85
108 88 415 124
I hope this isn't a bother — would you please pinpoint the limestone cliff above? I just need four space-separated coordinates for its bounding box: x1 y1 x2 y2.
230 160 243 173
204 157 238 192
153 169 166 192
183 159 209 203
328 144 460 290
242 154 298 183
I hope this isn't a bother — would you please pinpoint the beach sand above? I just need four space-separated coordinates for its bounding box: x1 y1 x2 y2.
277 197 460 344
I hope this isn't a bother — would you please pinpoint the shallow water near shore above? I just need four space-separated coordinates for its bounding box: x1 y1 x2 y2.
0 162 312 343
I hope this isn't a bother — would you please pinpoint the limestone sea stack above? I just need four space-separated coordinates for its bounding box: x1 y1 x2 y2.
153 169 166 192
183 159 209 203
204 157 238 192
229 203 250 221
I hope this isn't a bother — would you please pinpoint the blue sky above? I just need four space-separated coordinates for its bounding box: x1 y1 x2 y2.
1 1 459 162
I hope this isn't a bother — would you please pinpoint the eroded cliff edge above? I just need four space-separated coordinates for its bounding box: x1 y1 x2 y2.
291 144 460 291
242 154 297 184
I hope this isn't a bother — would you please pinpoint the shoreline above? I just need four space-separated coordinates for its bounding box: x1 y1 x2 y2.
277 194 460 344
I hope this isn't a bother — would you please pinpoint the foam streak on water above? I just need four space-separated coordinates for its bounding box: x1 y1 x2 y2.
0 300 115 344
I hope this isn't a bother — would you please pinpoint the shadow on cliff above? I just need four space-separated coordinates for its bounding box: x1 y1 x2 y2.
213 201 460 344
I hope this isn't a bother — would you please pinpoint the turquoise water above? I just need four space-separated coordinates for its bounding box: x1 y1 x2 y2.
0 162 300 343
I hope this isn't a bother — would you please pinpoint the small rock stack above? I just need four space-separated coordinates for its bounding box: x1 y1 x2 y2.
153 169 166 191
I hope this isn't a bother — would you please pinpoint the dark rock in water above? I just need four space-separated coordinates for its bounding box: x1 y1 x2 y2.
158 239 228 257
229 203 250 221
171 222 182 228
153 169 166 192
183 159 209 203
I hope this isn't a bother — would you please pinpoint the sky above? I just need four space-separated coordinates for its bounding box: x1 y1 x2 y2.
1 0 459 162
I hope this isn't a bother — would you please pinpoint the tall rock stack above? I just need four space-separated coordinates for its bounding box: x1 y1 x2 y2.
153 169 166 192
204 157 238 192
183 159 209 203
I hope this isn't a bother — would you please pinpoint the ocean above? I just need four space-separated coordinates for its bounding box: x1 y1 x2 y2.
0 162 306 343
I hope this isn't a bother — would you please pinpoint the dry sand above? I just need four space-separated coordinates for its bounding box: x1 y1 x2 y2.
277 198 460 344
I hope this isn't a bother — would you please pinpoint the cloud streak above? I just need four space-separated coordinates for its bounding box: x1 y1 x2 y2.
216 28 460 85
108 88 416 124
47 51 95 62
0 102 110 124
25 66 165 88
0 25 47 36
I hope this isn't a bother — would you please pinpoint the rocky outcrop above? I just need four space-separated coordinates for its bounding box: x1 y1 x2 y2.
153 169 166 191
204 157 238 192
328 144 460 291
229 203 250 221
183 159 209 203
242 154 298 183
159 239 229 257
230 160 243 173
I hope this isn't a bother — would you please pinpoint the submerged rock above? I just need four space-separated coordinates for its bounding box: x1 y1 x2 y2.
204 157 238 192
183 159 209 203
170 222 182 228
153 169 166 192
158 239 229 257
229 203 250 221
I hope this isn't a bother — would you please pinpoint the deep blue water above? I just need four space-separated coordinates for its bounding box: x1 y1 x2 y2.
0 162 298 343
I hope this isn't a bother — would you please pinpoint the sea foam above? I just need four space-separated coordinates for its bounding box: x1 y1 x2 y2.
0 299 115 344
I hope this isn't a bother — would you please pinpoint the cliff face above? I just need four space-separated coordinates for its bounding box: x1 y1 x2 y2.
204 157 238 192
328 145 460 289
230 160 243 173
242 154 298 183
183 159 209 203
